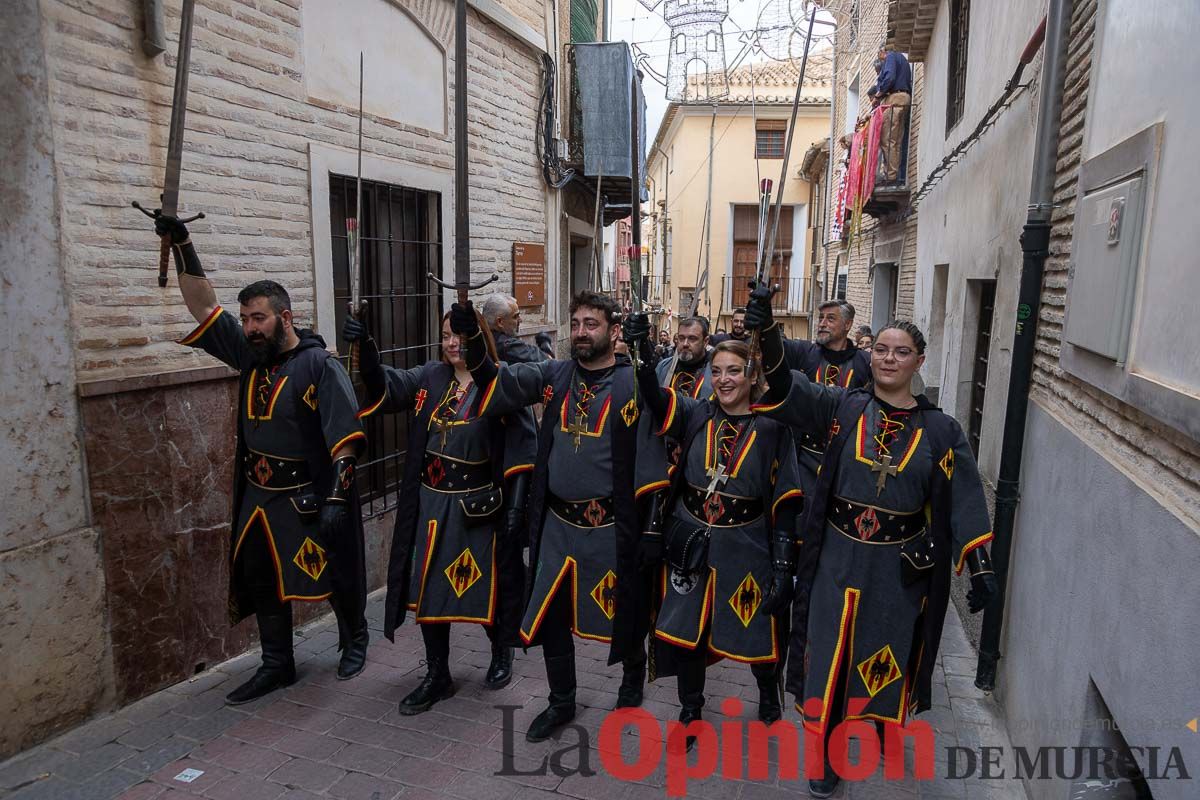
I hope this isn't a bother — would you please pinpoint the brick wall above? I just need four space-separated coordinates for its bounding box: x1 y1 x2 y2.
41 0 548 383
822 0 925 329
1032 0 1200 525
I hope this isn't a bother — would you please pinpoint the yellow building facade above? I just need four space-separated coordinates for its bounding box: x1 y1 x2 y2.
645 58 832 338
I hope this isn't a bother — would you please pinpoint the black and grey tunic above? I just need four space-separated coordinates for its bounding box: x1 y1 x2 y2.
472 358 668 661
753 373 993 729
370 362 535 638
652 393 803 664
178 307 367 618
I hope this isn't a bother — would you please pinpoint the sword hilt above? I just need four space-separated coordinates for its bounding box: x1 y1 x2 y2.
131 201 205 287
426 271 500 304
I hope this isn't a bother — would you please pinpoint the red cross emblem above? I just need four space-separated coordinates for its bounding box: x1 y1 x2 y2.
426 456 445 487
583 499 607 527
828 418 841 444
855 507 881 541
253 455 273 485
542 384 554 405
414 389 428 413
704 493 725 524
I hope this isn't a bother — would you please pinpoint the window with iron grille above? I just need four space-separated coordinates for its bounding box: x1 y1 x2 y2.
329 176 443 519
946 0 971 133
755 120 787 159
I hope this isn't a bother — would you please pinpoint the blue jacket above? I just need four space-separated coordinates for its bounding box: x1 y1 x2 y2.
873 51 912 96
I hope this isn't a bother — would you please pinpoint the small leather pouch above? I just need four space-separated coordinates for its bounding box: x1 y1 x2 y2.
664 517 711 575
460 486 503 523
899 528 936 585
290 494 321 524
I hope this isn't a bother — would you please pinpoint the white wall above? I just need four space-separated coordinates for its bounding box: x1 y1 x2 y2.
1079 0 1200 399
303 0 447 134
911 0 1045 480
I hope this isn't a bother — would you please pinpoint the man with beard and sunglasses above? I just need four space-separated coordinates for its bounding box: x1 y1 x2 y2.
448 291 669 743
155 216 370 704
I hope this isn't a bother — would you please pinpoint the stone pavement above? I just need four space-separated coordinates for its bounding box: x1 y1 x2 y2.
0 593 1028 800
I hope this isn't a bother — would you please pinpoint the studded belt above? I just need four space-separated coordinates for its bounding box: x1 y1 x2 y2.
244 449 311 491
549 494 614 528
681 485 764 528
421 452 492 493
828 498 925 544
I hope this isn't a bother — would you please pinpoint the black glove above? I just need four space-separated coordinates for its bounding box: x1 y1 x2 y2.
965 548 998 613
320 456 357 542
622 312 651 346
502 471 530 544
449 301 480 338
760 529 796 616
154 215 190 244
636 492 666 571
535 331 554 356
742 281 777 331
341 317 383 396
637 535 664 571
622 313 658 367
342 317 369 343
968 572 998 614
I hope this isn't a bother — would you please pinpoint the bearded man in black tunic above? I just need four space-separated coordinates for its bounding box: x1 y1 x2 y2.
782 300 873 498
449 292 669 743
155 216 370 705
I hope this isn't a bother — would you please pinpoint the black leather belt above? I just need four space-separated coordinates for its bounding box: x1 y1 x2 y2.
245 449 311 491
421 452 492 492
829 498 924 543
549 494 614 528
682 485 764 527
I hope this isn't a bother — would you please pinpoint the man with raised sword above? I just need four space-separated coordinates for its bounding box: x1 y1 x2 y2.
448 291 669 742
155 216 371 704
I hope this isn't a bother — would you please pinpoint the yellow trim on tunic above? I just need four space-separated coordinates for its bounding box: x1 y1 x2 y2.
177 305 224 345
956 532 994 575
232 506 331 604
329 430 366 457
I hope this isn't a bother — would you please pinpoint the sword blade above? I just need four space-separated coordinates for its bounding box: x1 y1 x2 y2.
160 0 197 218
350 52 364 315
453 0 469 302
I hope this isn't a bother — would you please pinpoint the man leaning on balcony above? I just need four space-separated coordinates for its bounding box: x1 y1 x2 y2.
870 43 912 184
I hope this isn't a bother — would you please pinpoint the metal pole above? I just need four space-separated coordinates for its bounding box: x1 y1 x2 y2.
975 0 1074 691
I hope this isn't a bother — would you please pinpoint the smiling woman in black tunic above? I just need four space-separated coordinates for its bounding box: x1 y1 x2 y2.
624 321 803 744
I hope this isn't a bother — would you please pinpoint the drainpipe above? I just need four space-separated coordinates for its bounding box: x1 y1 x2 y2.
975 0 1074 691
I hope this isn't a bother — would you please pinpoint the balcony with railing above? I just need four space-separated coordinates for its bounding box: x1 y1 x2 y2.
721 275 812 317
837 102 911 229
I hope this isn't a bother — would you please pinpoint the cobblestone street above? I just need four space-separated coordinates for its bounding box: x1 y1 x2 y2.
0 594 1027 800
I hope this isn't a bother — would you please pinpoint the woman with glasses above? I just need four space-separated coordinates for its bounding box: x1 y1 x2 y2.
743 289 998 799
623 321 803 747
341 313 535 714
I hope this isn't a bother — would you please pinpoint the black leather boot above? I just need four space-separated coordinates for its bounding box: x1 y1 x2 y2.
399 657 455 715
484 644 514 689
226 610 296 705
676 654 706 753
753 664 782 724
806 762 844 800
332 599 369 681
616 648 646 708
526 653 577 742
